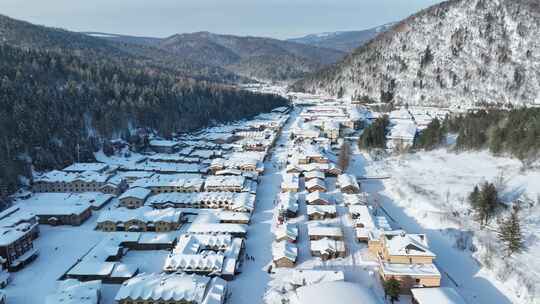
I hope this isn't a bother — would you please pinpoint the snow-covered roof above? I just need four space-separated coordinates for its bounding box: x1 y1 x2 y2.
149 139 180 148
380 261 441 277
63 162 109 173
294 281 378 304
304 170 325 180
384 233 435 257
131 174 204 189
204 175 246 190
272 241 298 262
16 193 101 216
306 191 332 204
310 238 346 254
146 192 254 211
337 174 359 190
411 287 467 304
97 206 182 224
307 205 336 216
115 273 225 303
307 225 342 237
387 121 417 141
274 223 298 241
34 170 112 184
288 270 344 286
305 179 326 191
119 187 152 201
45 279 101 304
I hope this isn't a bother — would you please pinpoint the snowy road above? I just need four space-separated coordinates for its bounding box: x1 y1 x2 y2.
228 112 295 304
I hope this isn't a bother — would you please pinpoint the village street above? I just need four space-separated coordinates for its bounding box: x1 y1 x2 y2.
228 110 297 304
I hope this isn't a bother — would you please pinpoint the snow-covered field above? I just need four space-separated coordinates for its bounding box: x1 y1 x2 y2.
359 149 540 303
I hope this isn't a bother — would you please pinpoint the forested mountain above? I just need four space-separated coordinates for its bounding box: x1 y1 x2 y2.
0 22 289 194
287 23 395 52
90 31 346 81
292 0 540 107
0 14 243 83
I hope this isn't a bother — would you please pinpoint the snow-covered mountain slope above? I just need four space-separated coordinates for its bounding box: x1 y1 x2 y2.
292 0 540 107
287 23 395 52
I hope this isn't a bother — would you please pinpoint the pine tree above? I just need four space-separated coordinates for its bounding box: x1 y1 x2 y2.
498 206 524 256
383 277 400 303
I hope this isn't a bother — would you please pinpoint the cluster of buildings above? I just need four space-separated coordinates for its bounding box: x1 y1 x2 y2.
1 107 291 303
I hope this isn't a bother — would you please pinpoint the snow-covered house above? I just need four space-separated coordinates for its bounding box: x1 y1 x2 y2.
115 273 227 304
163 234 244 280
304 170 325 181
63 162 111 174
386 121 417 151
0 221 38 271
118 187 152 209
374 231 441 291
146 192 254 213
204 175 247 193
310 238 346 260
277 192 299 219
294 281 378 304
131 174 204 194
307 225 343 241
45 279 101 304
272 240 298 268
336 174 360 194
342 193 368 206
96 207 183 232
149 139 180 153
274 223 298 243
33 170 127 195
307 205 337 220
281 174 300 193
306 191 332 205
305 178 326 193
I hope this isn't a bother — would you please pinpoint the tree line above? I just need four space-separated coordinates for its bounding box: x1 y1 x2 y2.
0 44 288 194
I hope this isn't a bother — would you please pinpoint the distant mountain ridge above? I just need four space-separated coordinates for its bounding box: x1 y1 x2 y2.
86 30 347 81
287 23 396 52
292 0 540 107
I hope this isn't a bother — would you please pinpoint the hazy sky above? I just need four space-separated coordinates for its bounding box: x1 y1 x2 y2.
0 0 444 39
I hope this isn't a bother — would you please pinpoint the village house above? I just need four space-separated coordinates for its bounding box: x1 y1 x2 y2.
306 191 332 205
349 205 376 242
337 174 360 194
322 120 340 142
17 193 97 226
115 171 154 186
0 223 38 271
272 240 298 268
130 174 204 194
118 187 152 209
96 207 183 232
204 175 248 193
305 178 327 193
307 205 337 220
65 235 139 283
308 225 343 241
386 120 417 151
411 287 467 304
277 192 299 221
274 223 298 243
218 211 251 225
304 170 325 181
32 170 127 195
45 279 101 304
115 273 227 304
163 234 244 280
281 174 300 193
148 139 180 153
373 231 441 292
186 212 249 238
310 238 346 261
146 191 254 212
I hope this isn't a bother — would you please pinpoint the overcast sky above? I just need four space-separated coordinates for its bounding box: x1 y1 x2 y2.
0 0 444 39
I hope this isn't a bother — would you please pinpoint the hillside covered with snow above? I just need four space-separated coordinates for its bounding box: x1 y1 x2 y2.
292 0 540 107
